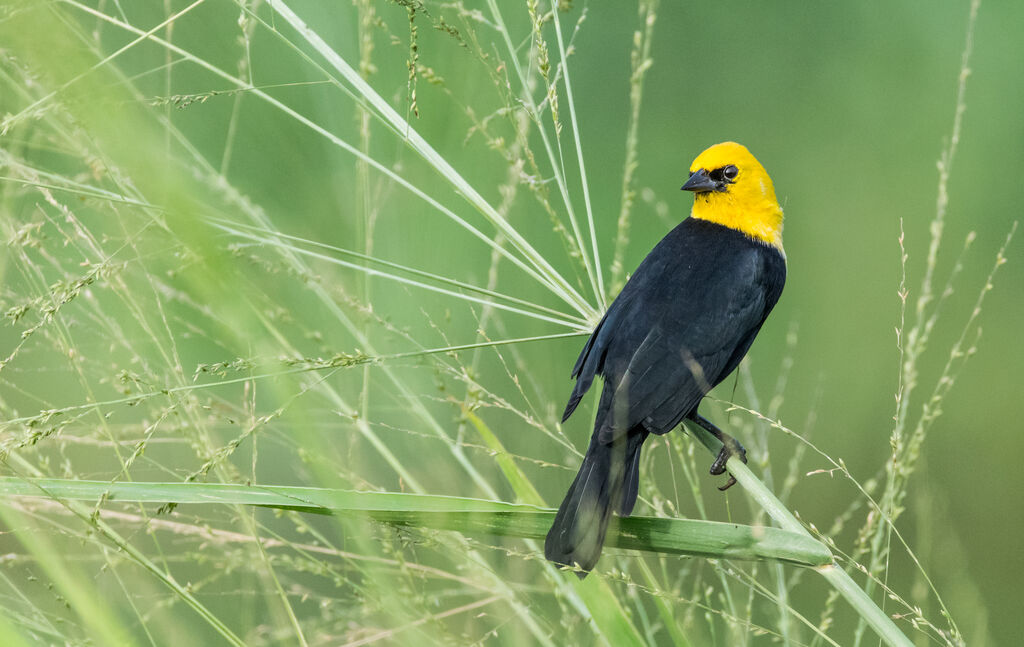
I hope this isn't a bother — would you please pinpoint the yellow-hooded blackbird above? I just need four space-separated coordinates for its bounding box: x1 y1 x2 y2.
544 141 787 576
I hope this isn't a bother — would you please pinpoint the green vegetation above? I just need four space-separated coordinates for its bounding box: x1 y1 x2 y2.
0 1 1019 645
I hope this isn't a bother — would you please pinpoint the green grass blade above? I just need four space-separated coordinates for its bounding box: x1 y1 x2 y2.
214 222 586 328
461 408 546 506
212 219 590 326
551 7 605 307
461 399 649 645
635 559 692 647
0 608 43 647
0 505 137 646
688 424 914 647
0 478 830 567
487 0 602 307
572 576 646 647
60 0 581 317
263 0 596 319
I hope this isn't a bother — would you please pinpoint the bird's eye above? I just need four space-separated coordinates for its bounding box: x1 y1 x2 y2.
723 165 739 181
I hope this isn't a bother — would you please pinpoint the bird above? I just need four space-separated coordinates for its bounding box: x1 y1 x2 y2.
544 141 787 576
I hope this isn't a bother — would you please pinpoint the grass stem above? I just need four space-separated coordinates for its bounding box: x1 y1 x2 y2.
687 423 913 647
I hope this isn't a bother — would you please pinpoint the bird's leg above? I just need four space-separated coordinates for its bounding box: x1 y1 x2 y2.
690 414 747 491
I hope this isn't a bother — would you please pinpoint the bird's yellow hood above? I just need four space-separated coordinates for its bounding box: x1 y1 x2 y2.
684 142 784 251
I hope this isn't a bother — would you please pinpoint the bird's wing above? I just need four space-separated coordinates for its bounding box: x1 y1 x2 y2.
594 246 782 443
561 306 618 422
560 234 680 423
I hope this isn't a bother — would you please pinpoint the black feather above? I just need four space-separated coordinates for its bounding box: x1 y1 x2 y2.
546 217 786 576
544 428 649 575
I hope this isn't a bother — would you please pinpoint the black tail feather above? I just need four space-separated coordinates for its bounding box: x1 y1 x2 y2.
619 432 646 516
544 429 648 576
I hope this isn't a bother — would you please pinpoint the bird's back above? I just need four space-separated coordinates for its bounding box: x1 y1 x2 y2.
565 217 786 442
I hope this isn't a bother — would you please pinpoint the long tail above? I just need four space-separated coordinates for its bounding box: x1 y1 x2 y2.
544 429 648 577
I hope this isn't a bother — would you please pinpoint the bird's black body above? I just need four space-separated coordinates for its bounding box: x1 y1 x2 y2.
544 217 786 574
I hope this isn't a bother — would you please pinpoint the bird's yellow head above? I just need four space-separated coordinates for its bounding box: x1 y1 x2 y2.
682 142 784 250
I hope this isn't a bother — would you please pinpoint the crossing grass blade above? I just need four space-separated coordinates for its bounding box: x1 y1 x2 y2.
0 477 831 567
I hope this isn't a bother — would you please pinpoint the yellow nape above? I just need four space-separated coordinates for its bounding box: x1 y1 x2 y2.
688 142 784 250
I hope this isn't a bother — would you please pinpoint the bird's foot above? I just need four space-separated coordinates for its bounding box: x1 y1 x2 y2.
709 436 747 491
689 414 749 492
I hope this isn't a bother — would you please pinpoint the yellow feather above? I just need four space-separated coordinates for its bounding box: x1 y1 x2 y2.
688 142 784 251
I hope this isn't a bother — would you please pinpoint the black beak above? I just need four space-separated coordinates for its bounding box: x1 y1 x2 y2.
681 168 717 193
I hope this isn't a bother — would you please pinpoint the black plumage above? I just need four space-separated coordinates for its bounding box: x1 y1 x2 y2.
544 217 787 575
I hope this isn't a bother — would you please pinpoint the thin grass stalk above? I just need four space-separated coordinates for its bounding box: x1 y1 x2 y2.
550 5 606 307
634 559 692 646
178 305 566 647
225 7 655 640
745 358 798 647
461 392 648 645
860 2 982 643
14 0 205 118
217 4 256 177
0 504 141 645
5 27 585 637
354 0 377 428
610 0 658 295
687 424 914 647
487 0 603 304
888 0 981 507
458 111 534 445
216 224 585 328
263 0 596 319
0 333 586 435
723 566 842 647
5 14 540 570
662 420 747 633
59 0 577 319
755 366 800 646
2 455 246 646
211 219 589 326
0 566 67 644
527 0 606 307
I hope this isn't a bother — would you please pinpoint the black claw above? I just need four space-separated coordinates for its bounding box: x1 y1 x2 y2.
709 445 730 475
733 441 748 465
690 414 748 491
714 440 747 490
708 437 747 473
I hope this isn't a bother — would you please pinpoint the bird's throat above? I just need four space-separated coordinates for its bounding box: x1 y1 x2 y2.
691 195 784 251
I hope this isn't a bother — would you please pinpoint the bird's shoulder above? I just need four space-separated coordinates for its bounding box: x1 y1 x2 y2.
609 218 783 338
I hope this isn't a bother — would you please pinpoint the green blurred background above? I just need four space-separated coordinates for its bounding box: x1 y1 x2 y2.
1 0 1021 645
